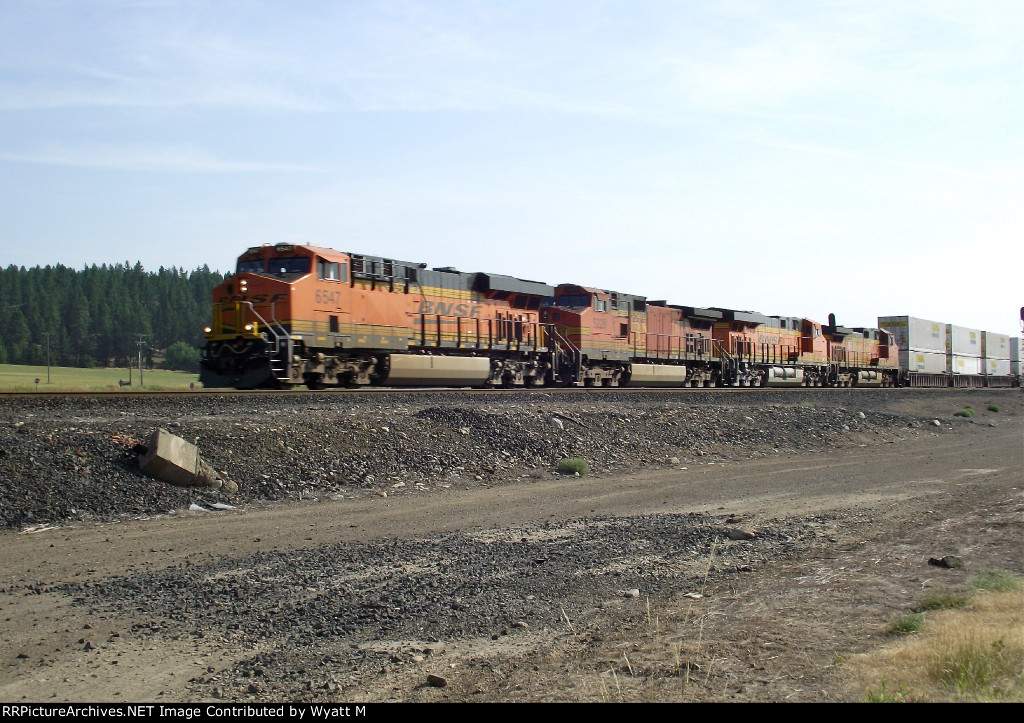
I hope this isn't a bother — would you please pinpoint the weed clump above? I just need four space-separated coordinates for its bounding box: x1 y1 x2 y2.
953 406 975 418
986 403 1000 413
556 458 590 476
971 569 1021 594
889 612 925 636
917 591 971 612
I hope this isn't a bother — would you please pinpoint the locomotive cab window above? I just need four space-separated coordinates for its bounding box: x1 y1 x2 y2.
237 259 265 274
556 294 590 308
268 257 311 277
318 260 341 281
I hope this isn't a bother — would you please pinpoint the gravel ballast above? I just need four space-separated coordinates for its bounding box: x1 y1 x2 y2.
0 388 1005 529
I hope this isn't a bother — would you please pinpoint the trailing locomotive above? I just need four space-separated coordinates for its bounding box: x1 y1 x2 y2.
200 243 903 390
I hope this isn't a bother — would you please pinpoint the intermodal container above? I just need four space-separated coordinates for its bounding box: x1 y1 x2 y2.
899 349 946 375
945 325 982 357
947 354 982 375
981 331 1011 360
983 358 1012 376
877 316 946 353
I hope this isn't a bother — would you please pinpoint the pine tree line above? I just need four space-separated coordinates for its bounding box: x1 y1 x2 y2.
0 262 224 368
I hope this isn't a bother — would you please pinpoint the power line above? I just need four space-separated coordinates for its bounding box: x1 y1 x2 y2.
136 334 147 387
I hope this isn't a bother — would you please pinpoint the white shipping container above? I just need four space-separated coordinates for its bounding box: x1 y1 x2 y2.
983 358 1012 376
899 349 947 374
981 331 1010 360
947 354 983 375
946 324 981 357
878 316 946 353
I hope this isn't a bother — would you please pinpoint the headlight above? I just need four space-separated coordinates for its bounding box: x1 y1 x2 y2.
203 326 213 334
243 324 254 332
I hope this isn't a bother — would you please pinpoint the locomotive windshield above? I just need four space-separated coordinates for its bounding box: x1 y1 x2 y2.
555 294 592 309
237 259 265 273
235 256 312 278
266 257 311 277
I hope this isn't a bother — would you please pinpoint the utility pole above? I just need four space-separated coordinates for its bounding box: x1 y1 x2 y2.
42 332 51 384
136 335 147 388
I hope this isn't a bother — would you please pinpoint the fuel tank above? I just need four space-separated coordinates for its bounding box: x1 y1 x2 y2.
765 367 805 387
385 354 491 387
855 370 883 387
627 364 688 387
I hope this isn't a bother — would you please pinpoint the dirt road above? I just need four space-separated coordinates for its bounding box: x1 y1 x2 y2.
1 390 1021 702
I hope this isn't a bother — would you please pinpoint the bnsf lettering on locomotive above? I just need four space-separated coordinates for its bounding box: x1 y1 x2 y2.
416 300 481 317
758 334 781 345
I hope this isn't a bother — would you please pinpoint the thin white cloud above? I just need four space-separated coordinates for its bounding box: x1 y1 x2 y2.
735 134 1023 185
1 143 318 173
2 1 1015 121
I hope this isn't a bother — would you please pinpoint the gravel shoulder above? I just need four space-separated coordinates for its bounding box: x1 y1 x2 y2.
0 388 1021 702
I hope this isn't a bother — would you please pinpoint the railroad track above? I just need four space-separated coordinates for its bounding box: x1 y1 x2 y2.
0 385 933 400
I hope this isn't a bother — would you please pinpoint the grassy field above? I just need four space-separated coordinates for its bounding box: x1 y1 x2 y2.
0 364 201 391
849 572 1023 702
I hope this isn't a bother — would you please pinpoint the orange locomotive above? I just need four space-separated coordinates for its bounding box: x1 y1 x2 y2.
201 244 561 389
538 287 719 387
200 244 901 389
707 311 898 387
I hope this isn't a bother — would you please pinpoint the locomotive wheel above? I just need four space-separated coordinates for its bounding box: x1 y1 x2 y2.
304 373 325 390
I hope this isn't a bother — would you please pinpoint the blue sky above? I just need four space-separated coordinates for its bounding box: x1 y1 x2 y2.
1 0 1021 335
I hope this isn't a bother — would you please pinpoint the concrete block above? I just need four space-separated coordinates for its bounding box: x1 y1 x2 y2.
138 428 237 494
